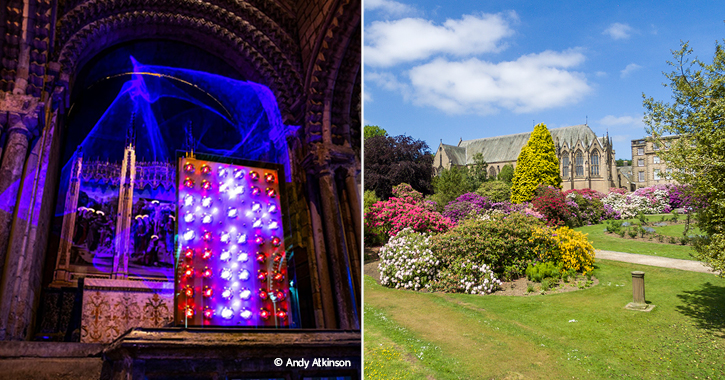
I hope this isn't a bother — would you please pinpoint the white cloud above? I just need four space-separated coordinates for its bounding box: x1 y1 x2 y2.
598 115 644 129
620 63 642 78
595 71 607 77
363 91 372 103
365 12 516 67
365 0 416 17
612 134 630 143
603 23 633 40
404 50 590 114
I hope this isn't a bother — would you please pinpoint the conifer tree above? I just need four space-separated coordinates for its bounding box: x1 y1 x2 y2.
511 123 561 203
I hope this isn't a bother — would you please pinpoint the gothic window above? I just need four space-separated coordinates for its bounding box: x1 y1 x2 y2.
590 152 600 176
575 152 583 176
563 155 570 178
489 166 496 178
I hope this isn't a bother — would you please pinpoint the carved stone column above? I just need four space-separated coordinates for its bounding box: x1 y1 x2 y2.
0 107 36 281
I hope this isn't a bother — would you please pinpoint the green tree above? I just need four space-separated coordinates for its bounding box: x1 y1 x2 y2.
497 163 514 183
468 152 488 186
615 159 631 167
643 40 725 275
364 125 388 140
511 123 561 203
431 166 475 211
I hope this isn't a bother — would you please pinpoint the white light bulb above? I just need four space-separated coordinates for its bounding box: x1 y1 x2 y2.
268 204 277 213
269 221 279 230
237 252 249 262
239 269 250 281
220 249 232 262
183 230 195 241
218 168 228 178
252 202 261 212
221 232 230 244
240 289 252 300
184 212 194 223
183 194 194 206
227 208 238 218
237 233 247 244
221 268 233 280
253 219 262 228
240 309 252 320
202 196 212 208
222 288 233 299
202 214 213 224
221 307 234 319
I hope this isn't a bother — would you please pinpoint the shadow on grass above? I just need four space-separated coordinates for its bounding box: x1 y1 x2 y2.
676 282 725 337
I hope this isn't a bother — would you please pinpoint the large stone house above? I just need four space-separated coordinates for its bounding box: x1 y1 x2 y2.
630 135 680 188
434 124 620 193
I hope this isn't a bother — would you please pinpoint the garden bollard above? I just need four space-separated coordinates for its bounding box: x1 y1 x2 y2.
625 271 655 311
631 271 645 305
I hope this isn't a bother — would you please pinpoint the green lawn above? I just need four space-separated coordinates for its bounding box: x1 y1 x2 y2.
364 260 725 379
575 224 696 261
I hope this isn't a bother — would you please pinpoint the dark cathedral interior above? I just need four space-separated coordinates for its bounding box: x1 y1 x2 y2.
0 0 361 378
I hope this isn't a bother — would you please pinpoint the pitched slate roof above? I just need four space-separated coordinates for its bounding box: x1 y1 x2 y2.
446 124 599 165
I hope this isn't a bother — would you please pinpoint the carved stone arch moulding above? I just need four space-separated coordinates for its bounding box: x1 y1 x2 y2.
55 0 301 75
305 0 361 146
330 26 361 148
55 11 303 121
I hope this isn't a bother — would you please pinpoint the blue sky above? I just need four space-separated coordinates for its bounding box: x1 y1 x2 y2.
363 0 725 160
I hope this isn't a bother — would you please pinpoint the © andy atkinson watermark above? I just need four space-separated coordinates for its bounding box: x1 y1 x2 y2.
274 357 352 368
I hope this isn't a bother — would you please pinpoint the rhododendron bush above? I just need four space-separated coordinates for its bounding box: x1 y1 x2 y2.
365 184 453 239
531 186 618 227
602 185 672 218
378 228 438 290
442 192 539 225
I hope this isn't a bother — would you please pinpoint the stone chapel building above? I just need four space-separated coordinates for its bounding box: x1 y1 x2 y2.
434 124 619 193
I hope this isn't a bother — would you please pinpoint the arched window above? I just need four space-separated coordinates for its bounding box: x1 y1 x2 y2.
575 152 584 176
590 152 600 176
562 154 570 178
489 166 496 179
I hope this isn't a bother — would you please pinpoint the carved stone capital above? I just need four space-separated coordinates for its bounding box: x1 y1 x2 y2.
0 93 42 137
301 143 357 177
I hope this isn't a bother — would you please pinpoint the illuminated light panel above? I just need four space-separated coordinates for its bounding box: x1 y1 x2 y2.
176 156 288 327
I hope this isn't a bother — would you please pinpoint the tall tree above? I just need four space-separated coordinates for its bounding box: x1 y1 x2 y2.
364 125 388 140
497 163 514 183
364 134 434 199
511 123 561 203
643 40 725 275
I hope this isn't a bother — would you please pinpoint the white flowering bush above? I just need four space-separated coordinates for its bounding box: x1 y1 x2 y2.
603 186 672 219
378 228 438 291
432 258 502 294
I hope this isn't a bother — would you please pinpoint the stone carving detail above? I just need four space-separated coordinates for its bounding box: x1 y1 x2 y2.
81 279 173 343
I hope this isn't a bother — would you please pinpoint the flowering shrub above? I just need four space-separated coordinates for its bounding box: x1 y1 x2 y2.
378 228 438 290
603 185 671 218
429 213 546 278
564 188 606 200
532 226 596 274
365 184 453 238
442 193 492 224
531 186 572 227
431 258 501 294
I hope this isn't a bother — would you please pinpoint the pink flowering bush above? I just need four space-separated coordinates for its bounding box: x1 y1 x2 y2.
365 184 453 238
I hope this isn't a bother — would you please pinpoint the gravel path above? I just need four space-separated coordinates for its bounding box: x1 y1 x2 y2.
597 250 716 273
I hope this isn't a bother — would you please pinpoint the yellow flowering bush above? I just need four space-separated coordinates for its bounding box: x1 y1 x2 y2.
531 226 595 274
